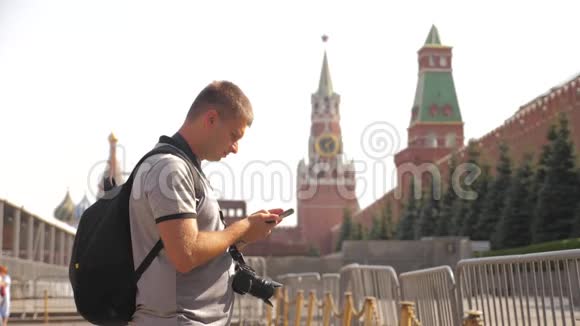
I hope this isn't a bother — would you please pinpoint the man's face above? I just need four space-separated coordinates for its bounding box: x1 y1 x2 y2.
206 112 247 162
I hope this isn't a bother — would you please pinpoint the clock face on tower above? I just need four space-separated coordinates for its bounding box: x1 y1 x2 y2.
315 133 339 157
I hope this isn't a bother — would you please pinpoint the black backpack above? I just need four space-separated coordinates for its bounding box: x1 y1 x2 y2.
69 140 204 325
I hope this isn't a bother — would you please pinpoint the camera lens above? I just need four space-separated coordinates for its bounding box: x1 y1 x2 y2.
232 271 252 295
231 265 282 306
248 278 275 299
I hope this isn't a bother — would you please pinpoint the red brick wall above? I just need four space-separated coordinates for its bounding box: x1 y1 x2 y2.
352 76 580 232
297 183 359 254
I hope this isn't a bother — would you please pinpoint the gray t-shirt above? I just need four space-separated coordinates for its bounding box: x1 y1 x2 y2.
129 144 235 326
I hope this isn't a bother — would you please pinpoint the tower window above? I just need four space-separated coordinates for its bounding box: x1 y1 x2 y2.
430 104 438 116
429 55 435 67
426 133 437 148
445 133 456 147
443 105 453 116
439 56 447 67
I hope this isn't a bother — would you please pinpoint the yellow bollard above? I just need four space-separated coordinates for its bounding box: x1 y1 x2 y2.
363 297 375 326
463 310 483 326
266 300 272 326
294 290 304 326
283 288 290 326
399 301 416 326
322 293 332 326
43 289 49 324
305 290 316 326
342 292 353 326
274 288 283 326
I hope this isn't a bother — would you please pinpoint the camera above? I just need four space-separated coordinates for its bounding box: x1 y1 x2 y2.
231 262 282 306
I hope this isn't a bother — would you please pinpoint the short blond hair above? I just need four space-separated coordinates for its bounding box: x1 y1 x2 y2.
187 81 253 126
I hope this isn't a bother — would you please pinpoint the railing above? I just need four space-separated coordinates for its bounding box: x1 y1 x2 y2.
270 288 382 326
270 249 580 325
340 265 401 326
16 249 574 325
322 273 340 300
399 266 459 326
11 276 76 321
457 249 580 326
277 272 323 324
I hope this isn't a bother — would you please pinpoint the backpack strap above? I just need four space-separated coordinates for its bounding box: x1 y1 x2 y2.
135 239 163 280
129 142 206 281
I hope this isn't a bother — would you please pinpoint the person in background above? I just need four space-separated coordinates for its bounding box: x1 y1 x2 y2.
0 265 11 326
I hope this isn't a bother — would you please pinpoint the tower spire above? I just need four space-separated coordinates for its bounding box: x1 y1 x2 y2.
317 35 333 96
424 25 442 45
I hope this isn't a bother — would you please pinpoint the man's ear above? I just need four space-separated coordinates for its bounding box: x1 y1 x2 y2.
203 109 219 128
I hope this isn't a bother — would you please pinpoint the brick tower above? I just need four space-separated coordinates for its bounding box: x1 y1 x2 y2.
296 36 359 254
394 26 464 195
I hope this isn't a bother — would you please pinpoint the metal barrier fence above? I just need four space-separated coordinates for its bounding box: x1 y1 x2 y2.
322 273 340 309
399 265 459 326
277 272 323 324
7 249 580 325
457 249 580 326
10 276 76 320
273 249 580 326
340 265 400 326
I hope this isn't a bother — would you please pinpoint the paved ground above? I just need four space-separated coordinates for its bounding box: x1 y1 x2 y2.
12 322 90 326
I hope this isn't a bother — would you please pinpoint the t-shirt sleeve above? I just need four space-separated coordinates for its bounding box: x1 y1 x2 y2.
142 155 198 224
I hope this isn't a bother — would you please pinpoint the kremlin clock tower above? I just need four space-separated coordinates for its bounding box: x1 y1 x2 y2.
296 36 359 254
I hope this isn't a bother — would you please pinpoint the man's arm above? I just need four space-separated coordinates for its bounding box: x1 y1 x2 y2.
145 156 282 273
157 217 249 273
158 209 283 273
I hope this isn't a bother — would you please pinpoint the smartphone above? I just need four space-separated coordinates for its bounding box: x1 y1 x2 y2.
279 208 294 219
266 208 294 224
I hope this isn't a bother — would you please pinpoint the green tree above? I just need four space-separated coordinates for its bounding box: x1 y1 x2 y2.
462 160 492 240
534 114 579 243
336 208 354 250
380 203 395 240
416 185 439 239
351 222 365 240
476 142 512 247
575 170 580 238
451 141 483 236
530 124 557 237
307 246 321 257
495 154 535 249
368 214 383 240
572 203 580 238
457 142 491 239
397 182 420 240
436 154 457 236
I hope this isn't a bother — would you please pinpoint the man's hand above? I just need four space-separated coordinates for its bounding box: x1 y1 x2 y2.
239 208 283 244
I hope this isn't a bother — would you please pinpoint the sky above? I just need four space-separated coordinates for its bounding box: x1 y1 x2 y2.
1 0 579 226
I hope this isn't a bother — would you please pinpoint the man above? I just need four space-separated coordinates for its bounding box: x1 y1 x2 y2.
129 81 283 325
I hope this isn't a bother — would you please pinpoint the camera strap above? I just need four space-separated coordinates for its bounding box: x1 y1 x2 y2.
218 210 247 266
